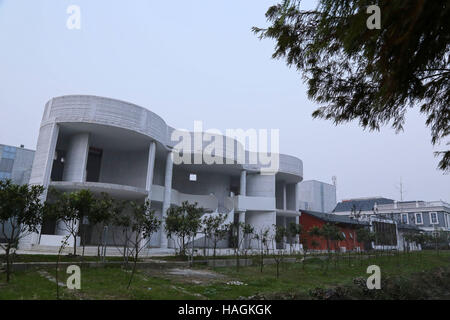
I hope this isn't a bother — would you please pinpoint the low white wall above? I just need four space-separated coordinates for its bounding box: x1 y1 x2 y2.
235 195 276 212
39 234 80 247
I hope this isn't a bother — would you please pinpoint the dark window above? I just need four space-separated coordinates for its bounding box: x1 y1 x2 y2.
86 147 103 182
51 150 65 181
40 217 57 235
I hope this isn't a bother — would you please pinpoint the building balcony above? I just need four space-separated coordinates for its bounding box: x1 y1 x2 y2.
49 181 218 212
233 195 276 212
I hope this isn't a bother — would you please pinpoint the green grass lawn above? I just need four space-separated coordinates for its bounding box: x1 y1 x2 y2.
1 250 449 300
0 254 129 263
188 250 450 299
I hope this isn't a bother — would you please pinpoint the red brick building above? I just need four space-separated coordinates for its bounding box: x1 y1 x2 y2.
300 210 369 251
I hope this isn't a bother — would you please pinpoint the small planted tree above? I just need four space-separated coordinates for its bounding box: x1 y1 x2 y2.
308 223 341 272
126 199 161 289
89 193 114 258
230 222 255 271
356 227 375 265
287 222 302 254
272 224 287 279
202 212 228 268
165 201 203 259
46 189 96 256
308 226 322 249
110 200 132 266
254 227 270 273
0 180 44 282
72 190 96 258
330 228 345 269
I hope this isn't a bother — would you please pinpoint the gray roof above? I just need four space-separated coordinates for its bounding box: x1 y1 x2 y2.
333 197 394 213
301 210 370 226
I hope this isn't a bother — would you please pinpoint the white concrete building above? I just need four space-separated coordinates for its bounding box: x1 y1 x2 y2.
297 180 336 213
18 95 303 252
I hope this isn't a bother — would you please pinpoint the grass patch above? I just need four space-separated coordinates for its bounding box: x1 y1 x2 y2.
0 254 129 263
0 250 448 300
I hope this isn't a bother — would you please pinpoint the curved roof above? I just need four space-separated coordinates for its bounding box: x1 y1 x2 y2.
43 95 303 180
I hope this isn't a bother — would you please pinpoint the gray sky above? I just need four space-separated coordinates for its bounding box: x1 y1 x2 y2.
0 0 448 202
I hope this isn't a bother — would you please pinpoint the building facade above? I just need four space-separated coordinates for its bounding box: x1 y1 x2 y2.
376 201 450 232
0 144 35 185
299 210 368 252
0 144 35 243
18 95 304 251
298 180 336 213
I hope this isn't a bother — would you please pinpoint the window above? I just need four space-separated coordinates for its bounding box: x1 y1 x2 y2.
349 232 353 239
415 213 423 225
189 173 197 182
430 212 438 224
341 232 346 239
401 213 409 224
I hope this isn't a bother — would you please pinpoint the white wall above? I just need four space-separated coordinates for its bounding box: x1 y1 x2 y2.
172 169 231 207
99 149 149 189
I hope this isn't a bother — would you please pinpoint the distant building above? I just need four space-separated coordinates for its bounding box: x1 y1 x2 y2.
299 209 368 252
397 223 422 252
0 144 35 185
376 201 450 232
0 144 35 243
298 180 336 213
333 197 394 216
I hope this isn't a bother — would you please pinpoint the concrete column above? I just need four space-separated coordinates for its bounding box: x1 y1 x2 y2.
295 182 301 224
240 170 246 196
160 151 173 248
238 211 246 249
283 216 288 248
139 141 157 250
238 170 247 249
62 133 90 182
19 123 59 249
246 173 276 249
56 219 79 236
59 132 89 241
283 183 287 211
43 124 60 188
146 141 157 195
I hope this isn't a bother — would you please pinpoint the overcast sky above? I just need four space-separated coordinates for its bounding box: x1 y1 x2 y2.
0 0 448 202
